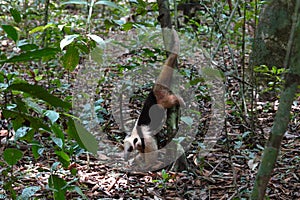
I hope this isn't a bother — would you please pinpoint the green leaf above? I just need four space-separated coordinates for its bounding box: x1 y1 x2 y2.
161 169 169 180
52 137 64 149
18 44 39 51
44 110 59 124
29 26 44 34
17 127 34 142
0 48 59 64
2 109 51 131
137 0 147 7
76 42 90 54
3 148 23 166
95 0 122 10
55 150 70 168
2 25 19 42
67 119 98 154
19 186 41 200
62 46 79 71
48 175 67 200
10 8 21 23
29 24 56 34
87 34 105 46
7 83 71 109
91 45 104 64
181 116 193 126
74 121 98 154
51 162 61 171
51 124 65 140
60 35 79 50
122 22 134 30
15 97 28 113
24 98 44 114
15 126 32 140
61 0 88 5
72 186 88 200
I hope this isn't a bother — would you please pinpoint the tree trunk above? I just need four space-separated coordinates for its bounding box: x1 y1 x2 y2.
250 1 294 68
251 0 300 199
157 0 172 29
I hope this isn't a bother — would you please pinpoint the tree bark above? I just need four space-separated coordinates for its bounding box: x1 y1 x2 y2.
251 0 300 199
250 1 295 68
157 0 172 29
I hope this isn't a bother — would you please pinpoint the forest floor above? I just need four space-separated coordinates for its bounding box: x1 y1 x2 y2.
61 83 300 199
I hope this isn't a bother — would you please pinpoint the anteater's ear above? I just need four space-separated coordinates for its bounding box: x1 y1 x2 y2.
124 136 139 161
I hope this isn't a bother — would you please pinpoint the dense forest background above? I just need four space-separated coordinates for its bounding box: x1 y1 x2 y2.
0 0 299 199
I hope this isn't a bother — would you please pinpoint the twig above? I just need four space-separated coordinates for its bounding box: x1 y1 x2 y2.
211 0 240 60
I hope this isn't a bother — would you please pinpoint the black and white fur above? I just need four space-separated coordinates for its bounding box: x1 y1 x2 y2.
123 29 183 167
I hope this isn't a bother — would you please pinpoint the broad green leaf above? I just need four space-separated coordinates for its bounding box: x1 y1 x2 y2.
91 45 104 64
73 186 88 199
34 75 43 81
20 127 35 142
74 121 98 154
67 119 98 154
67 119 84 147
51 162 61 171
15 97 27 113
51 124 65 140
0 48 59 64
113 19 125 26
60 35 79 50
18 44 39 51
10 8 21 23
137 0 147 7
19 186 41 200
44 110 59 124
75 42 90 54
15 126 32 140
55 150 70 168
3 148 23 166
2 109 51 131
29 24 56 34
61 0 88 5
161 169 169 180
95 0 122 10
7 83 71 109
52 137 63 149
122 22 133 30
62 45 79 71
87 34 105 46
2 25 19 42
48 175 67 200
24 99 44 114
29 26 44 34
180 116 193 126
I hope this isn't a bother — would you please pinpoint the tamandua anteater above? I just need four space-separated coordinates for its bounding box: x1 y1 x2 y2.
123 29 183 167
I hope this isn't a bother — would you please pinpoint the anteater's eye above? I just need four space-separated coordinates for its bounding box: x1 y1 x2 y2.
128 146 133 152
